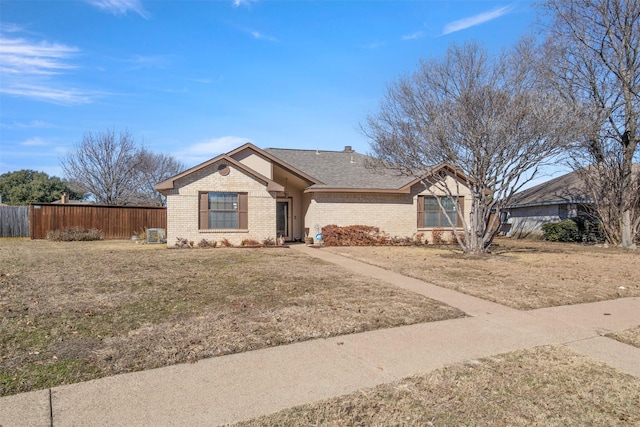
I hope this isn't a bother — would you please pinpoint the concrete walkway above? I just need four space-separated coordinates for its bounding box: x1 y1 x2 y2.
1 245 639 426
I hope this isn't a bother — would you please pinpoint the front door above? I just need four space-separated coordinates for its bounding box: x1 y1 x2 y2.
276 199 291 241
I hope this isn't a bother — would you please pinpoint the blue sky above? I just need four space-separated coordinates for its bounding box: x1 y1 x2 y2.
0 0 548 180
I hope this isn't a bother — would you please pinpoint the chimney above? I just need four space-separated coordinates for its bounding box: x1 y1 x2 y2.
61 193 69 204
344 146 354 153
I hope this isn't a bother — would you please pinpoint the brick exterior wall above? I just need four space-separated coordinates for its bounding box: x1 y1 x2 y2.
165 160 276 246
165 155 473 246
306 192 416 237
305 177 472 243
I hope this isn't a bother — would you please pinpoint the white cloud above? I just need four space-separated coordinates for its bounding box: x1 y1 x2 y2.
253 31 276 41
0 28 97 105
126 54 173 70
0 24 100 105
0 120 49 129
232 22 277 42
177 136 250 165
0 38 79 75
0 23 24 33
403 31 425 41
239 28 277 42
0 83 94 105
443 6 512 35
21 137 49 146
232 0 258 8
187 77 214 84
84 0 149 18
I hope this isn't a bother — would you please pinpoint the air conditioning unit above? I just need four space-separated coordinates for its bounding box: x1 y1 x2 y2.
146 228 166 244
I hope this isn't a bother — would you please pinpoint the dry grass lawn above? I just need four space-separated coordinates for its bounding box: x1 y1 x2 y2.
607 326 640 349
325 238 640 309
235 345 640 427
0 239 463 396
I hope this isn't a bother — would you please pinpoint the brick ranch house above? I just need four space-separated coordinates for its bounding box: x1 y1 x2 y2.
155 143 473 246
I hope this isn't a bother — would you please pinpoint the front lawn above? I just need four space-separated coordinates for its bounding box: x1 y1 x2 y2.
236 345 640 426
325 238 640 309
0 240 463 396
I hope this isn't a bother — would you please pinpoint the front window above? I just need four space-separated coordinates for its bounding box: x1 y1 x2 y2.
208 192 238 229
423 196 458 227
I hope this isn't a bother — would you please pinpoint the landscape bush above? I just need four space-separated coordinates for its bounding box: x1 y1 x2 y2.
413 232 426 245
431 228 445 245
572 216 605 243
542 219 580 242
241 238 261 246
46 228 103 242
174 237 281 248
197 238 217 248
134 228 147 242
322 225 386 246
542 217 604 243
262 237 276 246
174 237 193 248
321 225 416 246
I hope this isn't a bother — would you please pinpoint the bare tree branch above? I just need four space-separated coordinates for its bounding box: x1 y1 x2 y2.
363 40 581 254
541 0 640 248
61 130 184 206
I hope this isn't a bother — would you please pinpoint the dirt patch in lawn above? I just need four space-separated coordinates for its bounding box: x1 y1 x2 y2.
607 327 640 349
235 345 640 427
0 240 463 396
325 238 640 309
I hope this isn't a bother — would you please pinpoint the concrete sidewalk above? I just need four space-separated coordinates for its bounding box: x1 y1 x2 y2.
1 246 639 426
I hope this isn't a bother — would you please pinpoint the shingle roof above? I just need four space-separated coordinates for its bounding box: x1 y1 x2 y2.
510 170 592 208
511 164 640 208
264 148 414 190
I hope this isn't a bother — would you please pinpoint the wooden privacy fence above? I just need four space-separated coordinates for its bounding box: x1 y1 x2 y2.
0 206 30 238
29 203 167 240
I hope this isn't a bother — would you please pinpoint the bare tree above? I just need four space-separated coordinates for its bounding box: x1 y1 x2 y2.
61 130 184 206
363 40 581 255
576 161 640 244
137 149 185 206
540 0 640 248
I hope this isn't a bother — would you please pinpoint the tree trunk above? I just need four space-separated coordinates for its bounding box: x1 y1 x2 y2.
620 209 637 249
465 195 486 255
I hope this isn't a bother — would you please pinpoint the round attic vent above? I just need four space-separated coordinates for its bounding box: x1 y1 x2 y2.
218 164 230 176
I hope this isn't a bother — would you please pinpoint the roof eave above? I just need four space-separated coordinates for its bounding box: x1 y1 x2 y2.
509 199 593 209
304 187 411 194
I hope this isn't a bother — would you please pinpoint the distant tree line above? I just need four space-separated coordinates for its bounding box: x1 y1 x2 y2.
0 170 82 205
0 130 184 207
